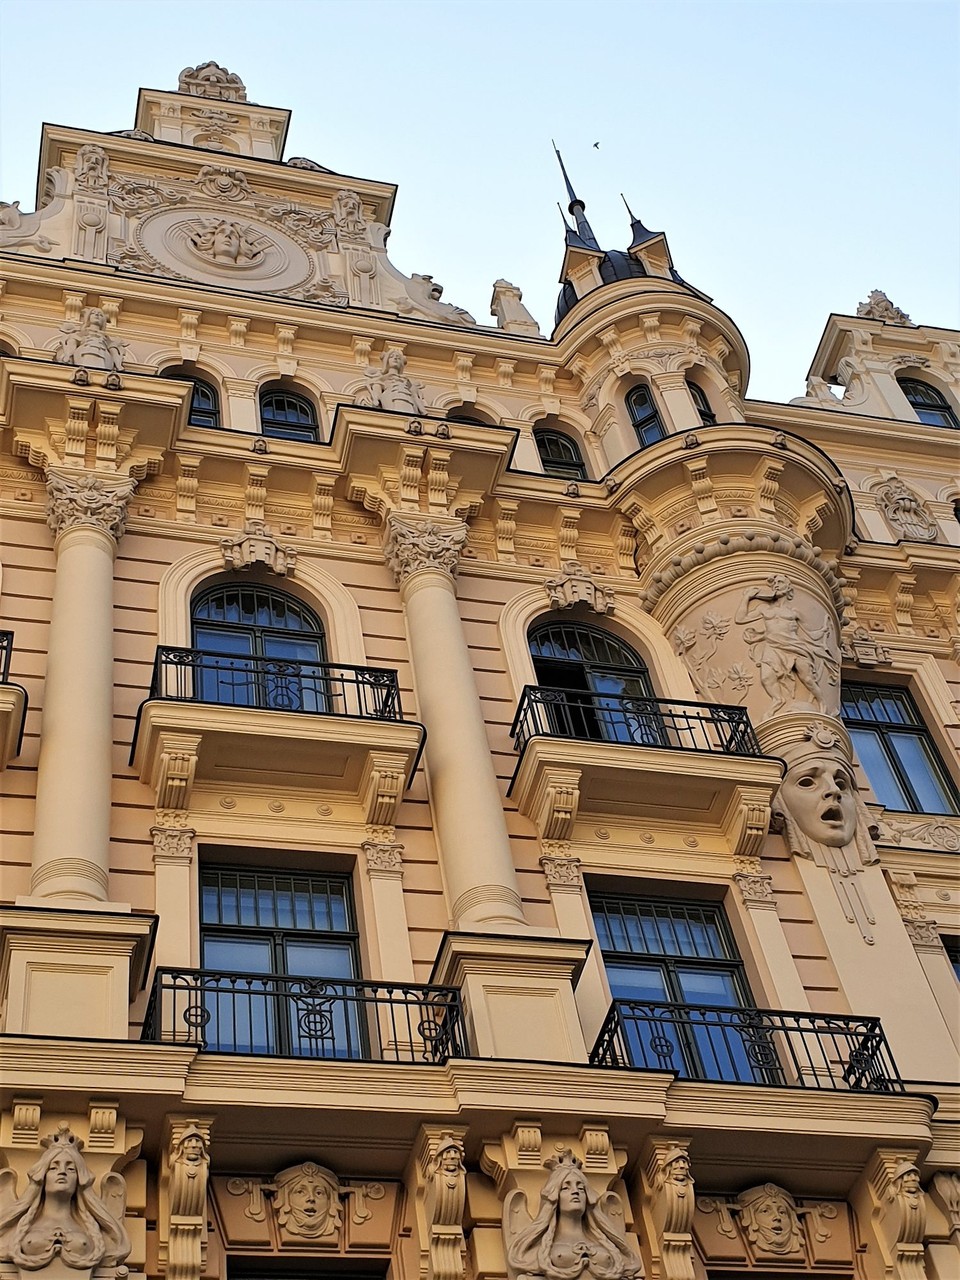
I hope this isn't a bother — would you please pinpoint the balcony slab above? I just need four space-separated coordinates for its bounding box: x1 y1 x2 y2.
132 699 424 822
510 735 784 855
0 682 27 769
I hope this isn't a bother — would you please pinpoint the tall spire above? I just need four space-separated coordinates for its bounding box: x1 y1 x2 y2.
552 142 599 251
621 193 658 249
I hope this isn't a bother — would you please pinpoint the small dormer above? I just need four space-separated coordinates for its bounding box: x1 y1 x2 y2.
801 291 960 425
133 61 291 160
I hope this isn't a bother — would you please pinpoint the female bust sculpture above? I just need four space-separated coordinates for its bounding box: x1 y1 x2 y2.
505 1151 641 1280
0 1123 129 1272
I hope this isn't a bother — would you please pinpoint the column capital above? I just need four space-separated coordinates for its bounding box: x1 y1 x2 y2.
383 512 467 586
46 467 135 542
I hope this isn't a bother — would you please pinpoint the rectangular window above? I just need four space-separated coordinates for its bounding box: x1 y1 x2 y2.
591 896 772 1083
200 867 361 1057
841 683 959 815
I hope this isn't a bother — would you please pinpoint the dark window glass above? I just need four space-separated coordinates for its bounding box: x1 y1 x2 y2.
626 384 667 448
943 936 960 983
200 866 359 1056
592 895 761 1082
260 389 319 442
898 379 960 429
686 380 716 426
534 429 587 481
841 683 959 815
191 584 327 712
528 621 658 744
161 368 221 428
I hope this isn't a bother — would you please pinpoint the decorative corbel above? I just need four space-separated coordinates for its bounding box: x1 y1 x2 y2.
641 1136 696 1280
153 732 201 812
159 1117 213 1280
413 1126 469 1280
852 1148 926 1280
544 561 615 614
220 519 297 576
361 751 407 827
530 765 581 842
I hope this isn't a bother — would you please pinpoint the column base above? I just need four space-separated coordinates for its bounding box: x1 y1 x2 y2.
431 931 591 1062
0 906 156 1039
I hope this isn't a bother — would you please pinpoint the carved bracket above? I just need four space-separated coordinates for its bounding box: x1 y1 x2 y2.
220 519 297 576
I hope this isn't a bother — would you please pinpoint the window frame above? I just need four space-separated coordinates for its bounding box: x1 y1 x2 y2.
199 864 361 1057
259 386 320 443
161 367 222 429
626 383 667 449
841 682 960 815
942 935 960 983
898 378 960 429
686 379 717 426
533 427 588 481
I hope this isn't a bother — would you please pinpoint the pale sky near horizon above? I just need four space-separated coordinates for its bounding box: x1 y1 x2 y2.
0 0 957 403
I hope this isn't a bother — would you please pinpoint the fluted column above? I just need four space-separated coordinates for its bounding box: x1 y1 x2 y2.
384 512 525 929
30 468 134 902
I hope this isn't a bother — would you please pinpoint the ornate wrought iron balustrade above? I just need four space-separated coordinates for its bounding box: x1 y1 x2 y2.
143 968 468 1063
511 686 762 757
149 646 404 720
590 999 903 1092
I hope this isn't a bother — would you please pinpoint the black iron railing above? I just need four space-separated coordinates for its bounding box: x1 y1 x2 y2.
590 999 903 1092
142 968 468 1063
0 631 13 682
148 646 403 720
511 686 762 757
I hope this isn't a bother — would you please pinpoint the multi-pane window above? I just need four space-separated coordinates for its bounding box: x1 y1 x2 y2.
898 378 960 429
200 867 359 1056
943 935 960 983
529 622 658 744
534 428 587 481
260 388 319 442
841 684 959 815
686 380 716 426
626 384 667 449
592 896 759 1081
191 584 327 712
161 368 221 428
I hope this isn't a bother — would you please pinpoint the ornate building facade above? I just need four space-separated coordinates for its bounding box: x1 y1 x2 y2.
0 60 958 1280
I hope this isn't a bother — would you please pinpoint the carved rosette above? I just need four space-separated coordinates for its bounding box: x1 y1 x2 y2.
383 514 467 585
46 468 135 541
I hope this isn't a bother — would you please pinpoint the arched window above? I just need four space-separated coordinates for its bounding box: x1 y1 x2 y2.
528 620 659 743
446 405 495 426
686 380 716 426
161 367 221 428
191 582 327 711
626 384 667 448
534 428 587 481
898 378 959 429
259 386 320 443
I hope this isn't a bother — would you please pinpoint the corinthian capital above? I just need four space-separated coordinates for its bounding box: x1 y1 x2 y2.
46 468 135 540
383 512 467 585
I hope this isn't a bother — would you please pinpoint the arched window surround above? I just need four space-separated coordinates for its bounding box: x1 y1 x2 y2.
897 376 960 429
498 591 693 710
157 551 368 668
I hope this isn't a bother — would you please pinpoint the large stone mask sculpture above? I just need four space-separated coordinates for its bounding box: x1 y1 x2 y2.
0 1123 130 1273
772 723 878 942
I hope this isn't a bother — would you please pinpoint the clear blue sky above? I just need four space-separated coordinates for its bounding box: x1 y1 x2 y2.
1 0 957 401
